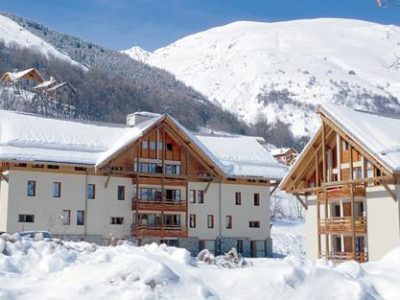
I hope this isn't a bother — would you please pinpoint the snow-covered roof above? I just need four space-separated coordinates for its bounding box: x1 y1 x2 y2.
319 103 400 173
270 147 296 156
0 109 285 179
33 78 57 90
194 134 287 179
1 68 43 83
0 110 128 165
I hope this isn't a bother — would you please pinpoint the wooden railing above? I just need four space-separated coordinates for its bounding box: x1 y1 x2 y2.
319 216 367 234
132 199 187 212
132 225 188 238
317 185 366 203
320 251 368 263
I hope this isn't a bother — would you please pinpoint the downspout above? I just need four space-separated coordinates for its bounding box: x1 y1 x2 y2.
84 171 88 237
218 182 222 255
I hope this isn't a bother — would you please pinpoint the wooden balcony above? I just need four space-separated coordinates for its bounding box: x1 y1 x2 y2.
132 225 188 238
132 199 187 212
319 251 368 263
317 185 366 203
319 217 367 234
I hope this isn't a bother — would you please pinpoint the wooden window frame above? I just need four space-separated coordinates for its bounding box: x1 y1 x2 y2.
117 185 125 200
18 214 34 223
62 209 71 225
197 190 204 204
189 214 196 228
249 221 260 228
226 215 232 229
87 184 96 199
77 210 85 226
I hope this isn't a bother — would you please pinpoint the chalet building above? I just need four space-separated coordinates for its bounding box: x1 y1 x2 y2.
0 110 285 257
280 103 400 263
271 147 298 166
0 68 44 91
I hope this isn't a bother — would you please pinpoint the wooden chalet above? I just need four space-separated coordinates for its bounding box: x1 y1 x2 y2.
0 68 44 91
280 103 400 263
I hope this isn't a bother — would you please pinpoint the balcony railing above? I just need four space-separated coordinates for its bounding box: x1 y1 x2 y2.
317 185 366 203
319 216 367 234
319 251 368 263
132 224 188 238
132 199 187 212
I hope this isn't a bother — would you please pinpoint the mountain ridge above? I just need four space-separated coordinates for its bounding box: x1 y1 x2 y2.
124 18 400 137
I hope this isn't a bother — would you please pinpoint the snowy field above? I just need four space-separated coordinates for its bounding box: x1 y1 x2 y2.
0 226 399 300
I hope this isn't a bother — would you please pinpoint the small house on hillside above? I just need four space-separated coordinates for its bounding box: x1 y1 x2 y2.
45 82 77 103
280 103 400 263
0 68 44 91
271 147 298 166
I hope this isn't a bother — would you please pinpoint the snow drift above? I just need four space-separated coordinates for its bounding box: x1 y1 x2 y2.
0 233 399 300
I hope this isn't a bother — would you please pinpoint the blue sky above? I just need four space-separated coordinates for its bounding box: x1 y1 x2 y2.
1 0 399 50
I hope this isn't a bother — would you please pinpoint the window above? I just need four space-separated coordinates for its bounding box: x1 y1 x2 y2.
32 164 44 168
189 214 196 228
226 215 232 229
15 163 27 167
353 167 362 179
343 141 349 151
199 240 216 254
47 165 59 169
150 141 156 150
52 182 61 198
165 164 180 175
164 214 181 226
111 217 124 225
117 185 125 200
61 209 70 225
237 240 243 253
74 167 87 172
197 190 204 203
166 189 181 201
189 190 196 203
249 221 260 228
251 241 265 257
142 140 148 149
254 193 260 206
87 184 95 199
166 143 173 151
27 180 36 197
207 215 214 228
18 214 34 223
77 210 85 225
235 192 241 205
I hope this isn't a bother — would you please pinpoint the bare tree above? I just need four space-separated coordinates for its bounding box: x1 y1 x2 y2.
376 0 399 7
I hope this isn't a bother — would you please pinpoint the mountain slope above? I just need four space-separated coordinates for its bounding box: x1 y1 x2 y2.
0 13 248 134
0 14 85 70
124 18 400 137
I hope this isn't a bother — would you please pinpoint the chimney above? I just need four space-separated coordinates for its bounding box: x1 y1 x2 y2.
126 111 161 126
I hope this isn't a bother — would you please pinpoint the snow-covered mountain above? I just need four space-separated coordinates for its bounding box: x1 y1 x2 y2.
124 18 400 137
0 14 86 70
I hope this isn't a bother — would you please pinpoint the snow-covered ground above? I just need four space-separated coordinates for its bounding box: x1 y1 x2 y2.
0 232 399 300
272 219 306 258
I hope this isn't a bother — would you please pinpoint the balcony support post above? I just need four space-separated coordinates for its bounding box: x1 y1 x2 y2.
350 144 356 260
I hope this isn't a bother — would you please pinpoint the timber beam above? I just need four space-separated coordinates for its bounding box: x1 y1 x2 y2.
383 184 397 202
294 194 308 210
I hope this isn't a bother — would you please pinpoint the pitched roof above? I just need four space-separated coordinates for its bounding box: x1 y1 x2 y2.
318 103 400 173
0 109 285 179
280 103 400 190
1 68 44 82
195 133 287 179
33 78 57 90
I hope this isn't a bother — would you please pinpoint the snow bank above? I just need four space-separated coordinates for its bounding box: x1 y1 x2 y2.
0 234 399 299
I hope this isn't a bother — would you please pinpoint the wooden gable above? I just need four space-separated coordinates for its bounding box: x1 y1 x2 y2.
97 116 224 179
280 110 393 195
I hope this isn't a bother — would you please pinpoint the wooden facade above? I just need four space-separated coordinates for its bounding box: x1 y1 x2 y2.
280 106 397 263
97 117 222 240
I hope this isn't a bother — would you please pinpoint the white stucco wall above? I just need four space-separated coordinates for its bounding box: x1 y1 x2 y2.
188 182 270 241
3 170 133 239
304 197 319 260
366 185 400 261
